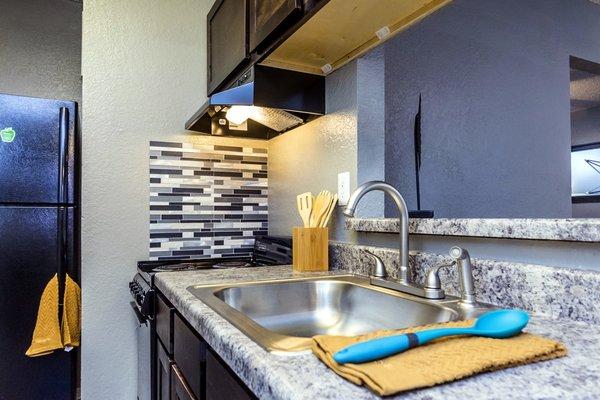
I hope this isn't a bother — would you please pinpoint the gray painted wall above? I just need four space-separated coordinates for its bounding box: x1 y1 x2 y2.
0 0 82 103
356 47 386 218
384 0 600 218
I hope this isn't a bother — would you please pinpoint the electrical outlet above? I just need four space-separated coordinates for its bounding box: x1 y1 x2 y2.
338 171 351 206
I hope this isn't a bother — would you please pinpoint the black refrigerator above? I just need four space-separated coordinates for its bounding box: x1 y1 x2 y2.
0 93 79 399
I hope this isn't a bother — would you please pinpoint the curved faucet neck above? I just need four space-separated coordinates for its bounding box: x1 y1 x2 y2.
344 181 410 283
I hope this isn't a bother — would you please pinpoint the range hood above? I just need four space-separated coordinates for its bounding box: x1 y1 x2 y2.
185 65 325 140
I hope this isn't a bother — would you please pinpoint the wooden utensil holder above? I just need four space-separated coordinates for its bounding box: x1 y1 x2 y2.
292 227 329 272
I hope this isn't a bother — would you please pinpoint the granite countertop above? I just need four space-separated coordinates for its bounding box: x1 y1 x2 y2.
155 265 600 400
346 218 600 242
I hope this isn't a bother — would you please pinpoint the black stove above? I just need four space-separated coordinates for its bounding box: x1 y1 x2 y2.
135 235 292 286
136 256 257 288
131 235 292 303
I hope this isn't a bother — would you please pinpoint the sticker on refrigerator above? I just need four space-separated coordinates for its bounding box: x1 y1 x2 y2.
0 127 16 143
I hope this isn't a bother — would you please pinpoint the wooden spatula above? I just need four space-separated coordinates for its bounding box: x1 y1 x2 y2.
296 192 313 228
320 193 338 227
310 190 331 228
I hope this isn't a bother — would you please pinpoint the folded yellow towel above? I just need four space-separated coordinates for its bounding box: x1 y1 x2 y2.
312 319 567 396
26 274 63 357
61 273 81 349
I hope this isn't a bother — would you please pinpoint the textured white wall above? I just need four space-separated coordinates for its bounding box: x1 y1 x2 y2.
268 62 358 241
268 53 389 240
81 1 266 398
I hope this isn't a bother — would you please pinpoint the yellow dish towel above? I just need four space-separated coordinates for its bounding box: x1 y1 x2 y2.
312 319 567 396
61 273 81 349
26 274 63 357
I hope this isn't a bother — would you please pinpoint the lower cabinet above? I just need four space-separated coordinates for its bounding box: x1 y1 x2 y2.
173 314 205 399
152 292 256 400
171 364 197 400
206 349 254 400
156 339 172 400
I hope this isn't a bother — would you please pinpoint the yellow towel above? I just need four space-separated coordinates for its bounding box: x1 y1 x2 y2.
61 273 81 349
312 319 567 396
26 274 63 357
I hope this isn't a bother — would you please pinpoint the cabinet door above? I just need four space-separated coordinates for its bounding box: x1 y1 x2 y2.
249 0 301 51
156 339 172 400
206 350 255 400
156 293 174 355
171 365 197 400
207 0 249 95
173 314 205 399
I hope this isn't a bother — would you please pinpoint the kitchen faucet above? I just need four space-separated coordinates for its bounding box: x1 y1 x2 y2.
344 181 444 299
344 181 410 282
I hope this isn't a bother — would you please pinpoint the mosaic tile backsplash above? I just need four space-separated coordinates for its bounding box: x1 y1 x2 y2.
149 141 268 260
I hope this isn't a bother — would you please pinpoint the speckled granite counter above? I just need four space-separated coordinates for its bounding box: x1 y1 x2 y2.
346 217 600 242
155 265 600 400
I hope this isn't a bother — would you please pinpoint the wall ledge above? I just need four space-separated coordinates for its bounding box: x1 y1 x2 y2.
346 217 600 242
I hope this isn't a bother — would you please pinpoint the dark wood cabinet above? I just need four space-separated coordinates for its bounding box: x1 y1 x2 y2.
156 293 174 354
156 339 172 400
173 314 205 399
171 365 198 400
206 350 255 400
153 289 256 400
249 0 302 52
207 0 249 95
204 0 329 96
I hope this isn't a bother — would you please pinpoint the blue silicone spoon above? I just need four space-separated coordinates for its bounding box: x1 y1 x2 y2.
333 309 530 364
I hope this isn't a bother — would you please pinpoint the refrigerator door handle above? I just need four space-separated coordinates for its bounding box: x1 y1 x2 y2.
58 107 69 204
56 206 69 318
56 107 70 314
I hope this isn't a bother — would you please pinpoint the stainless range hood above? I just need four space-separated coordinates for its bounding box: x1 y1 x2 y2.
185 65 325 140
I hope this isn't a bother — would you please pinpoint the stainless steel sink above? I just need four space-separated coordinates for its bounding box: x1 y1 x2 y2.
188 275 461 354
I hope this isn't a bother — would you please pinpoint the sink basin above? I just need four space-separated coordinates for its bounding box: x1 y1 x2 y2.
188 275 459 354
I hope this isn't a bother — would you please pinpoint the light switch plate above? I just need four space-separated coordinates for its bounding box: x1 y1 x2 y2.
337 171 351 206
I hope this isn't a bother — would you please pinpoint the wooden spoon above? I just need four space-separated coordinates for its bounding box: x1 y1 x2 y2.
320 193 338 227
310 190 331 227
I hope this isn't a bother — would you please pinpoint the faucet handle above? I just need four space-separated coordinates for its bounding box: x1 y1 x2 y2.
424 262 455 291
363 250 386 278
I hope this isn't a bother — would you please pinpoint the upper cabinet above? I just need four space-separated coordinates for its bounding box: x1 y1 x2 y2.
249 0 302 52
261 0 451 75
206 0 327 96
205 0 452 95
207 0 250 95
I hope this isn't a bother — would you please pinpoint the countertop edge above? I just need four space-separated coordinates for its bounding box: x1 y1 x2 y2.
346 217 600 242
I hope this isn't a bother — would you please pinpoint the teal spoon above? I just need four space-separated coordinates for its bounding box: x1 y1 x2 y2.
333 309 529 364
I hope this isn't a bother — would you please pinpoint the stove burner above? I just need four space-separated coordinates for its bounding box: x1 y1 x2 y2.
212 261 252 269
152 262 212 272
